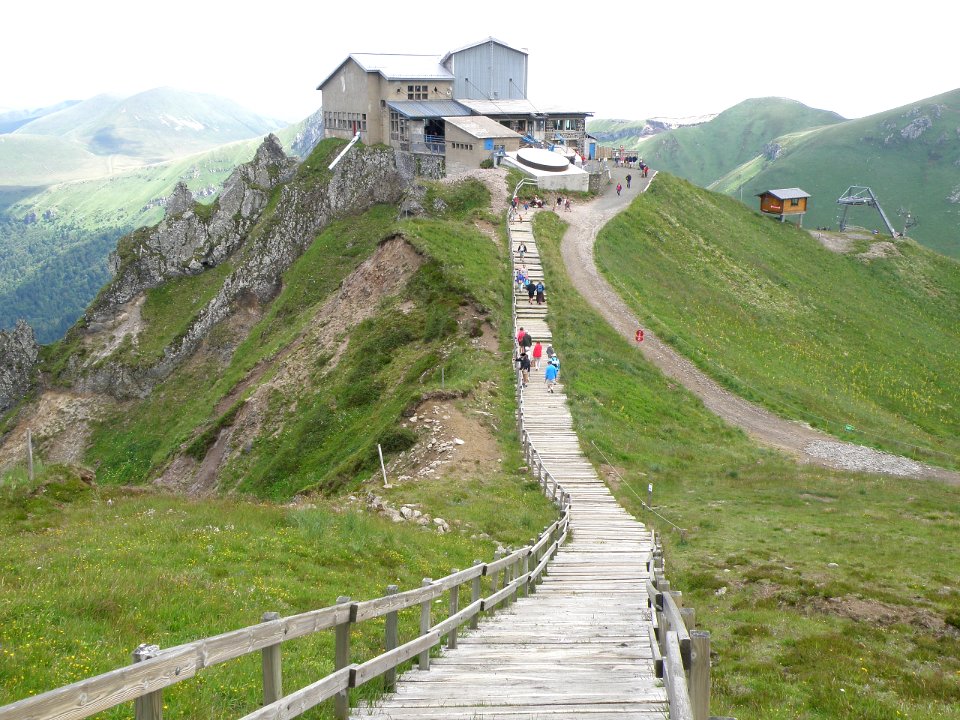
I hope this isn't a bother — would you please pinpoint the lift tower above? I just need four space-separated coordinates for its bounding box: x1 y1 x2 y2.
837 186 897 237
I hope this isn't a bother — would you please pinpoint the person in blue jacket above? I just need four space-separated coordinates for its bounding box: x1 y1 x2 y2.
544 360 559 393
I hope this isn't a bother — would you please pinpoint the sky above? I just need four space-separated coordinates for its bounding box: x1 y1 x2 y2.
3 0 957 124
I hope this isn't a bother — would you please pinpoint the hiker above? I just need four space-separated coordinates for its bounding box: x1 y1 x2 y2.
517 242 527 261
526 278 536 304
564 197 571 212
516 326 526 348
532 340 543 370
515 350 531 387
636 328 644 343
546 343 555 361
556 196 563 211
626 174 632 189
616 182 622 196
544 358 558 393
535 280 545 305
548 353 560 379
520 328 533 354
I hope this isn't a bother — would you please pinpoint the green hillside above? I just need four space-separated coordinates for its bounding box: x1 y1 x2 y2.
0 134 113 185
534 210 960 720
710 90 960 258
0 150 565 715
0 119 316 343
609 98 843 187
597 173 960 467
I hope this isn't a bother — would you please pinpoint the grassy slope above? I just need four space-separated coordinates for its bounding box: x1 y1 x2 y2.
595 173 960 467
711 91 960 258
619 98 843 187
535 210 960 720
0 464 553 717
77 155 510 498
1 172 556 716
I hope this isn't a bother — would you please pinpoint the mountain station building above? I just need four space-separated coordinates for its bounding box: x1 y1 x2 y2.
317 37 592 183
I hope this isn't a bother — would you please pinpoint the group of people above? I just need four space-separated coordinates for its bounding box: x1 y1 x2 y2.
555 195 572 212
515 326 561 393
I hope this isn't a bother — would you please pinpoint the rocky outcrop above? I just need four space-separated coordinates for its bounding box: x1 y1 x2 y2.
0 321 39 413
89 134 298 322
290 109 325 158
70 139 415 398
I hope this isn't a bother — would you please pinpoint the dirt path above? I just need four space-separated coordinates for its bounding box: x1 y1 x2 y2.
558 167 959 484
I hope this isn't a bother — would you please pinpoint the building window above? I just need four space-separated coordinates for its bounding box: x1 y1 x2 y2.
790 198 800 206
451 141 474 151
390 111 408 142
407 84 428 100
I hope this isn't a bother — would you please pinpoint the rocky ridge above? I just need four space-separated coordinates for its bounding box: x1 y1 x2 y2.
0 321 38 413
65 137 415 398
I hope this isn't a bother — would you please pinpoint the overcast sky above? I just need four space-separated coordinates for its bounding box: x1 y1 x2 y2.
3 0 956 124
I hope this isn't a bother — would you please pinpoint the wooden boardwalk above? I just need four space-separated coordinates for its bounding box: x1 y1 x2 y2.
352 215 667 719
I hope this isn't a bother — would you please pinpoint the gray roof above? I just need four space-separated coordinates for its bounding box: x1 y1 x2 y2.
762 188 811 200
440 37 528 64
387 100 471 119
456 98 592 117
317 53 453 90
444 115 523 139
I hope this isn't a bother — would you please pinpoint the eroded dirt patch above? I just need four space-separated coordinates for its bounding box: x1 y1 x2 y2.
809 595 959 637
155 237 426 495
0 391 112 471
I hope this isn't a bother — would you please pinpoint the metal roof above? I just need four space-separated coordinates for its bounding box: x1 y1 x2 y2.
317 54 453 90
760 188 811 200
456 98 592 117
387 100 471 119
443 115 523 139
440 37 528 64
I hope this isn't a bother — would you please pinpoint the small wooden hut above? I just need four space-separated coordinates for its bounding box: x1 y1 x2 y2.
757 188 810 226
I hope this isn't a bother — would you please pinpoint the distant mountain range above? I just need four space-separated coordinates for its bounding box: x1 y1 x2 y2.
589 92 960 259
0 88 321 342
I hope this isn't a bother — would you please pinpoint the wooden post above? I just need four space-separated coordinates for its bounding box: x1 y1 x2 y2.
690 631 711 720
334 596 351 720
680 607 696 631
132 644 163 720
448 571 460 649
656 580 670 658
384 585 399 691
470 561 482 629
491 550 503 592
26 428 34 482
520 552 530 598
260 612 282 706
418 579 432 670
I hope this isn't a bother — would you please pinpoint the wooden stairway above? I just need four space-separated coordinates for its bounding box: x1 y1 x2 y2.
352 213 667 719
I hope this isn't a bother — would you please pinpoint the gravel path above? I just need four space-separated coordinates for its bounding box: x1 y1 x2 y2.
558 168 959 484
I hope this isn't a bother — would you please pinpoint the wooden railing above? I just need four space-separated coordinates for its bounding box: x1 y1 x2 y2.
0 506 570 720
646 539 724 720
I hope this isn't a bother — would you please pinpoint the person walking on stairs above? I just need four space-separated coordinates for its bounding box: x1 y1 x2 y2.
526 278 536 304
516 350 531 387
520 328 533 355
544 358 558 393
536 280 545 305
532 340 543 370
